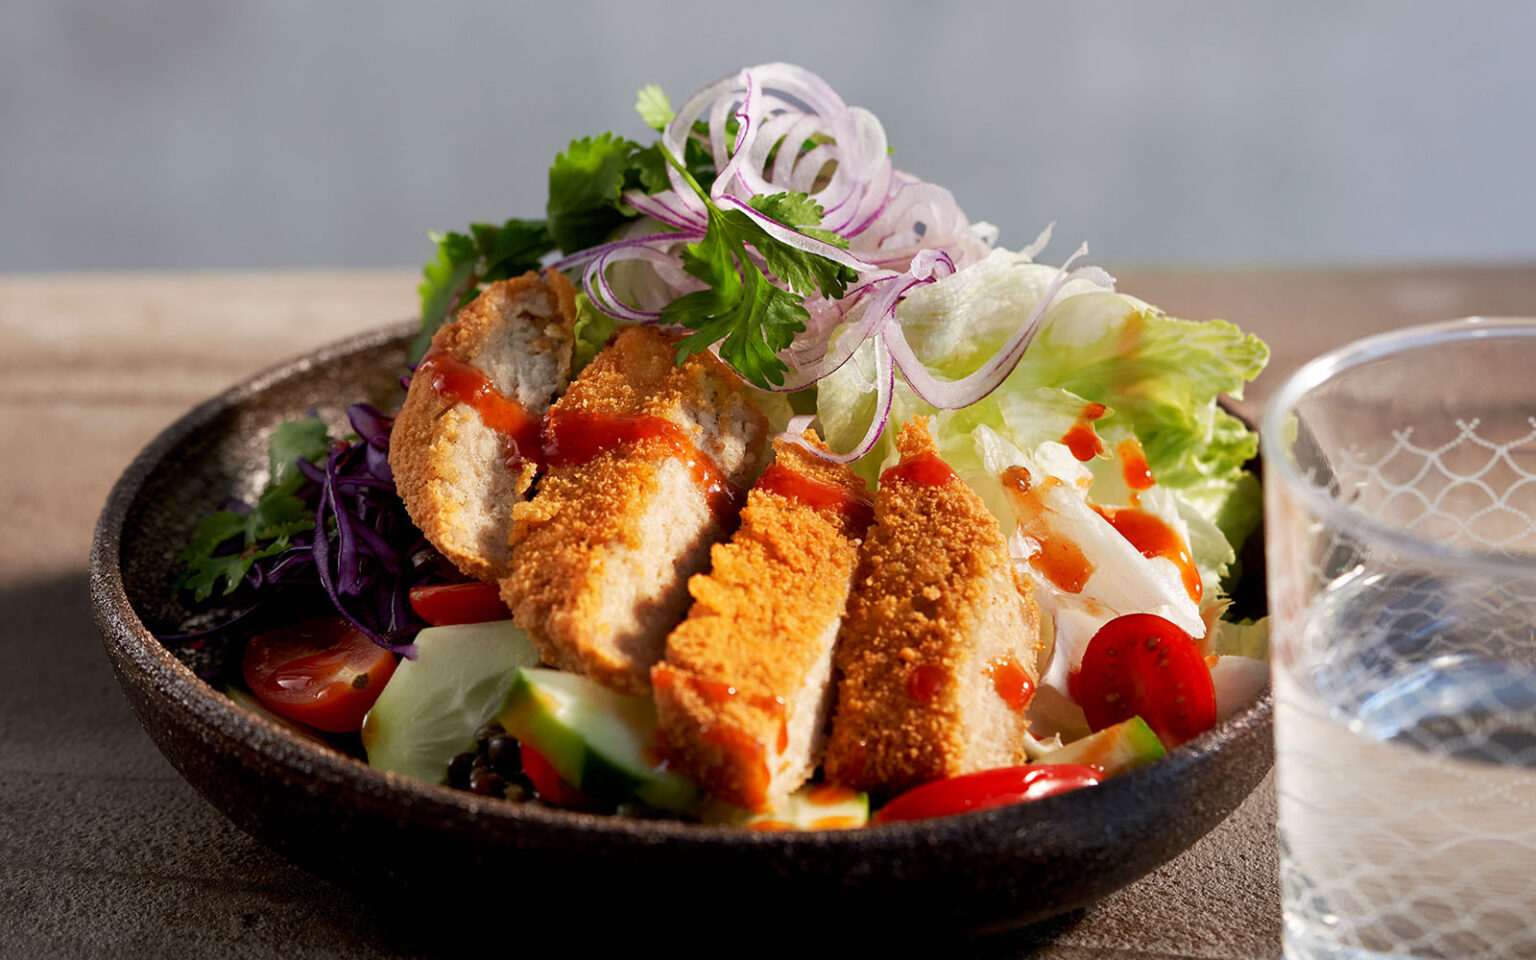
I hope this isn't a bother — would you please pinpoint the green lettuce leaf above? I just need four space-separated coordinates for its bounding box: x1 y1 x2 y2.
570 292 616 376
817 252 1268 559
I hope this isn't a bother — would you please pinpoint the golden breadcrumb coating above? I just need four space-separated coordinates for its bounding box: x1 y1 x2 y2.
653 435 870 810
389 271 577 583
823 418 1042 796
501 325 769 694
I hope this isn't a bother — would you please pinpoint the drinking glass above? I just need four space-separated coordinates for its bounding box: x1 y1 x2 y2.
1263 317 1536 960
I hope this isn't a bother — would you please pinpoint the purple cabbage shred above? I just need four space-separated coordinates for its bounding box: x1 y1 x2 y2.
174 402 462 659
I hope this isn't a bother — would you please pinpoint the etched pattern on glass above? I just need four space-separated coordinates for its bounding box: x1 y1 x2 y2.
1274 418 1536 959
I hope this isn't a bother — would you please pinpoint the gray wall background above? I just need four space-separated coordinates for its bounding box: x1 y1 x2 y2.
4 0 1534 272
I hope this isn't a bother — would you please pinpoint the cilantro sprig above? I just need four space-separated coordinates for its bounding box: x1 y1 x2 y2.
413 83 855 388
413 103 704 362
414 220 553 361
660 150 858 388
177 417 330 602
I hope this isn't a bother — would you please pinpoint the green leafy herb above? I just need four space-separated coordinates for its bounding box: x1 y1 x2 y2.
547 133 649 255
635 84 674 131
414 219 553 361
659 150 856 388
177 417 331 602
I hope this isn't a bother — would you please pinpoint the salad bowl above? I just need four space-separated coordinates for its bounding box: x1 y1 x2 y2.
90 321 1274 937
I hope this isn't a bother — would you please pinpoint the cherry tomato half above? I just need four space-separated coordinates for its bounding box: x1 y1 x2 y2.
408 581 511 626
519 742 597 809
242 617 396 733
873 764 1104 823
1075 612 1216 748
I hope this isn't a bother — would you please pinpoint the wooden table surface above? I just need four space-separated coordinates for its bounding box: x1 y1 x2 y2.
3 265 1533 958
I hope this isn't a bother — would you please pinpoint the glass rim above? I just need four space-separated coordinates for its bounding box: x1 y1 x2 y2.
1261 315 1536 576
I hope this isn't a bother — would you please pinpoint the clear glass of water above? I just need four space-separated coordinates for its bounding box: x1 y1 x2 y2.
1263 318 1536 959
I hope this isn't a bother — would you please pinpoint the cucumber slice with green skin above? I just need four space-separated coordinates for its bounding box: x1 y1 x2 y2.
223 684 328 744
703 784 870 831
361 620 539 783
1036 715 1166 776
497 668 705 814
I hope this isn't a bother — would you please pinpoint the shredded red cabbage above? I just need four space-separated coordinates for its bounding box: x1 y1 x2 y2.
171 403 455 659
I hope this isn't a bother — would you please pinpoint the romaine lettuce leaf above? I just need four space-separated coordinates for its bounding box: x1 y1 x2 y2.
816 252 1268 558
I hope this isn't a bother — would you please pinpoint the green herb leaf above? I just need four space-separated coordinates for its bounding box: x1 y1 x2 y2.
657 154 857 388
414 220 552 362
268 418 330 493
178 416 332 602
547 133 646 255
635 84 674 132
628 143 672 195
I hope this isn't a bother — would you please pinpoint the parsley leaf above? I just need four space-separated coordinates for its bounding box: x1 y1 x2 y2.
547 133 646 254
658 152 858 388
178 417 331 602
414 219 552 361
635 84 674 132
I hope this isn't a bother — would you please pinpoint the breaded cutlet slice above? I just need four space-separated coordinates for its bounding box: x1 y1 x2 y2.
653 434 872 811
823 418 1042 796
390 271 577 583
501 325 769 694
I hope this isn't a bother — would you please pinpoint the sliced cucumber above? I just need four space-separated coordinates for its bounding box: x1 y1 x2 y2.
223 684 328 744
497 667 704 814
703 784 870 831
1036 715 1166 776
361 620 538 783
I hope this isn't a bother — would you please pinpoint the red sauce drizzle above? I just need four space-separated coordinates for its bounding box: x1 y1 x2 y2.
1094 506 1202 604
907 663 945 702
1062 402 1108 462
880 451 957 487
985 654 1036 712
755 461 874 533
542 410 746 528
653 663 784 802
806 783 860 805
700 724 772 808
652 664 786 716
1001 466 1095 593
418 347 543 469
1117 437 1155 492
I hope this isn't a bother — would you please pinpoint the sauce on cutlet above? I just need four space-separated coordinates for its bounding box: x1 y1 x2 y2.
1062 402 1107 462
880 450 957 487
418 346 544 469
907 662 945 702
1092 505 1203 604
652 663 787 716
541 409 746 528
986 654 1036 712
754 460 874 532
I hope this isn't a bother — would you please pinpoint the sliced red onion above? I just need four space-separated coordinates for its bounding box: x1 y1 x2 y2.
784 413 817 436
883 243 1115 409
620 191 705 232
783 337 896 463
768 250 945 393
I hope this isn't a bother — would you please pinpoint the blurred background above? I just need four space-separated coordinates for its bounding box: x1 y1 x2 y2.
4 0 1534 272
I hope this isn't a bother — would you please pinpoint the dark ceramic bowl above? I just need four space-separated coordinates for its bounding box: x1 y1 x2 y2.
90 322 1273 937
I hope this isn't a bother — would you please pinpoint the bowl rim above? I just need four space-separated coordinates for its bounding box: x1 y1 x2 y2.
89 320 1274 852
